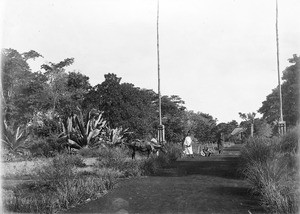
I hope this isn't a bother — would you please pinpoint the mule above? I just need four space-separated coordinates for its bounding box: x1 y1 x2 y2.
126 139 167 159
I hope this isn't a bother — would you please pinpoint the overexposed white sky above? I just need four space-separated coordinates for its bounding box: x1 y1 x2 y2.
1 0 299 123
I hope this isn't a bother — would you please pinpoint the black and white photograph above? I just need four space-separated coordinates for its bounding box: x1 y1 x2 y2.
1 0 299 213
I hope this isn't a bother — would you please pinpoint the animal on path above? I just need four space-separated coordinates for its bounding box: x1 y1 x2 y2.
126 139 167 159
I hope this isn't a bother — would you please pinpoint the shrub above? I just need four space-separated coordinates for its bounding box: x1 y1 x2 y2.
27 134 66 158
1 122 28 156
154 152 170 167
164 142 182 162
121 159 142 177
241 128 299 214
29 116 61 138
60 108 107 149
78 147 102 157
134 142 183 176
94 168 122 189
243 154 292 193
240 137 277 165
95 147 142 177
96 147 128 169
4 153 116 213
5 175 108 213
34 154 77 184
66 154 86 167
27 137 54 158
139 156 161 175
277 126 299 153
54 176 106 209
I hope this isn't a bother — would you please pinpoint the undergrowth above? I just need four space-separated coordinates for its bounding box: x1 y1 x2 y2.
241 126 299 214
3 153 117 213
3 142 182 213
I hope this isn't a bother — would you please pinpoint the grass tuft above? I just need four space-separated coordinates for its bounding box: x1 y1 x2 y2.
241 126 299 213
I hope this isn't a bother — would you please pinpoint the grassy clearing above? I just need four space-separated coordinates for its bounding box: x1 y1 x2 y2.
240 126 299 214
2 142 182 213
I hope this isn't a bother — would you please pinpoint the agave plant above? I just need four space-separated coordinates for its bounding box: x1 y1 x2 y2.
105 127 130 146
59 108 107 149
1 121 28 155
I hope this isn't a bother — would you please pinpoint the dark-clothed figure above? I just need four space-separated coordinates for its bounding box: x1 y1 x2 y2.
217 132 225 154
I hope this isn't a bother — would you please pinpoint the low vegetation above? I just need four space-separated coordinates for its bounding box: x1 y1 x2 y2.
2 142 182 213
240 126 299 213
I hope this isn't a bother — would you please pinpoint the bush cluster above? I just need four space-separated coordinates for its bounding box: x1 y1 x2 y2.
240 126 299 213
3 142 182 213
77 147 103 157
96 147 141 177
139 142 182 175
4 153 116 213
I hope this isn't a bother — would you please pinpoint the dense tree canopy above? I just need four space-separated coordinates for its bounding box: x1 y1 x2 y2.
259 55 299 128
161 95 187 142
215 120 238 139
1 49 91 126
186 111 218 143
84 73 189 141
1 49 43 125
84 73 157 139
2 48 237 144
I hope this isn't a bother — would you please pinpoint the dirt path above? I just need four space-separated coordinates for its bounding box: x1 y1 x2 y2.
65 145 265 214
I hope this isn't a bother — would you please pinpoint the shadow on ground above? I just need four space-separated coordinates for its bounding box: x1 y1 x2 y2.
157 146 245 179
65 144 266 214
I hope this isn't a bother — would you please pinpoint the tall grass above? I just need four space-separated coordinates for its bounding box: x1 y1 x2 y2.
139 142 182 175
95 142 182 176
3 153 118 213
3 142 182 213
241 126 299 214
96 147 142 177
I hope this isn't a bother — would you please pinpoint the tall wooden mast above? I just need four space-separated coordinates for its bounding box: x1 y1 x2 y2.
276 0 286 134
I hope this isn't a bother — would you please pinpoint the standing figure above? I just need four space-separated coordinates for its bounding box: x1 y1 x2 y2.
183 131 194 158
217 132 225 154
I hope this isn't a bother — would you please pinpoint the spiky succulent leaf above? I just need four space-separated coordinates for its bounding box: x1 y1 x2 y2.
67 117 73 134
1 124 28 155
87 129 100 145
67 139 82 149
74 115 86 139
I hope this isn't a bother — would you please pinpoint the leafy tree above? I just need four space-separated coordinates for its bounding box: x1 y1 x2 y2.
41 58 74 117
84 73 190 142
281 55 299 126
1 48 43 125
258 88 279 125
239 112 256 137
40 59 91 120
215 120 238 141
254 119 272 138
60 71 91 118
258 54 299 128
84 73 157 139
161 95 187 142
186 111 217 144
22 50 43 62
2 48 91 138
13 71 49 124
2 49 41 101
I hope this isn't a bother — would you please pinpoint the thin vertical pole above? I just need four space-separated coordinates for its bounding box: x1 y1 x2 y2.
157 0 162 126
276 0 283 123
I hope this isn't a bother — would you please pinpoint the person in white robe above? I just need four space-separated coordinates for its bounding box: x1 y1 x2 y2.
183 131 193 157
